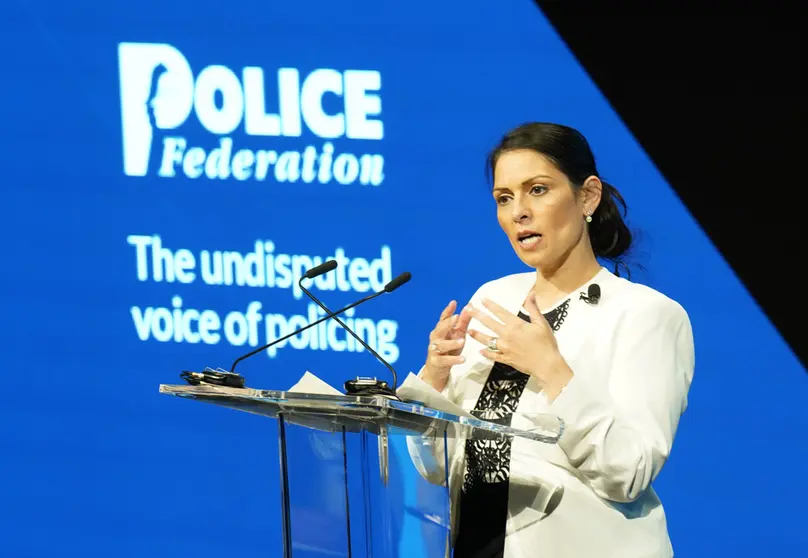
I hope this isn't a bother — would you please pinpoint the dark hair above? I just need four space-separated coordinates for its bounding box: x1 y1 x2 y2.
487 122 633 274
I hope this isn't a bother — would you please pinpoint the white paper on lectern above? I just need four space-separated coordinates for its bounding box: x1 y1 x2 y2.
396 372 474 418
285 371 475 420
287 371 344 396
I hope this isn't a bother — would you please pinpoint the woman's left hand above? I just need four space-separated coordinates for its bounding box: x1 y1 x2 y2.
467 294 573 396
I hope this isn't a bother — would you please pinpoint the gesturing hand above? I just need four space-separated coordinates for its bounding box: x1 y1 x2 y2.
467 294 573 396
422 300 473 392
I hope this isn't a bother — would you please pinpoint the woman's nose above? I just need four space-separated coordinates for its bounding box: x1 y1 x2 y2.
511 198 531 222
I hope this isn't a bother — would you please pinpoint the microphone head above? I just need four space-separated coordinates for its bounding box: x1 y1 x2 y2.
384 272 412 293
303 260 338 279
588 283 601 302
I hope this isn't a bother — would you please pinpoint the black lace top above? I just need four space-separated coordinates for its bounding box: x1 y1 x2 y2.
453 299 570 558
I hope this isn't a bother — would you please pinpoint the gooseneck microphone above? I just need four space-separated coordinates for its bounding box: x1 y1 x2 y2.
227 270 412 375
302 260 337 279
298 261 405 392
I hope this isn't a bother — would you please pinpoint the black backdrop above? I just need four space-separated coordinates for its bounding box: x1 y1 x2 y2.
536 4 807 369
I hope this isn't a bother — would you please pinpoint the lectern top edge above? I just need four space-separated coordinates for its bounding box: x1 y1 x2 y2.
158 383 565 443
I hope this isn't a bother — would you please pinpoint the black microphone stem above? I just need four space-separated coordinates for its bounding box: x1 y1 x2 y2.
299 281 399 390
229 290 383 373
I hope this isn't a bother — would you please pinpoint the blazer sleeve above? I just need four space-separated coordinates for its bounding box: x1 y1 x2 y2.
548 297 695 503
404 285 491 485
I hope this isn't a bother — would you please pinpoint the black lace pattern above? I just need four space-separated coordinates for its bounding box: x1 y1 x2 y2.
462 298 570 492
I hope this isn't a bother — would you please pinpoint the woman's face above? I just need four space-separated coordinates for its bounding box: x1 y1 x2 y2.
493 149 594 272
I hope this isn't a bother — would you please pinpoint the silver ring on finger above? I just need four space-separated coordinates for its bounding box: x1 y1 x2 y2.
487 337 501 352
430 342 441 353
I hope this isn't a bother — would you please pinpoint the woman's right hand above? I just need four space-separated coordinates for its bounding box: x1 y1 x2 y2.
422 300 473 392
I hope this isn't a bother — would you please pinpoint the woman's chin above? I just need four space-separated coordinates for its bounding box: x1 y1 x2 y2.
515 249 546 270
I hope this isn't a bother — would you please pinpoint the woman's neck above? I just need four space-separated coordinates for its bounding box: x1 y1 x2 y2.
532 247 602 310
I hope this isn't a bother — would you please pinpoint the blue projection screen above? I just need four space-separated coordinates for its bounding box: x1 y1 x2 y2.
1 1 806 556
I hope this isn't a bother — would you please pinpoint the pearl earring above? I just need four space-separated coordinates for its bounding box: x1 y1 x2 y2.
585 213 592 223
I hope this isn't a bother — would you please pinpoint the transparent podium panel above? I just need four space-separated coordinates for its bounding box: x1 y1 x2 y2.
278 418 453 558
159 384 564 558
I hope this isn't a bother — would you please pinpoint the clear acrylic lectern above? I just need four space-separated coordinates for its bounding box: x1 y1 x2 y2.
159 383 564 558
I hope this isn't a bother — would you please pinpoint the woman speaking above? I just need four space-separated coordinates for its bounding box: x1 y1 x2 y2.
411 122 695 557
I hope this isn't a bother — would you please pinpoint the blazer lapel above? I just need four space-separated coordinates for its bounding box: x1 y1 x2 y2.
476 272 535 316
461 273 536 391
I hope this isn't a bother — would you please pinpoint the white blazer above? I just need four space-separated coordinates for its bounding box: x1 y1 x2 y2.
403 266 695 558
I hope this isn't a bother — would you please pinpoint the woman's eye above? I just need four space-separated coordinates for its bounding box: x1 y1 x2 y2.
496 195 512 205
531 185 547 195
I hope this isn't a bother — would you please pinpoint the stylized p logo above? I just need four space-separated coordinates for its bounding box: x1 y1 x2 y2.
118 43 195 177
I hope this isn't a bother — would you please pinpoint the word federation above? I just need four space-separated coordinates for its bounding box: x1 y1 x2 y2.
156 137 384 186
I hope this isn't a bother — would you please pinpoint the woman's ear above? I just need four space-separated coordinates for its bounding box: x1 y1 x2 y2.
579 175 603 215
